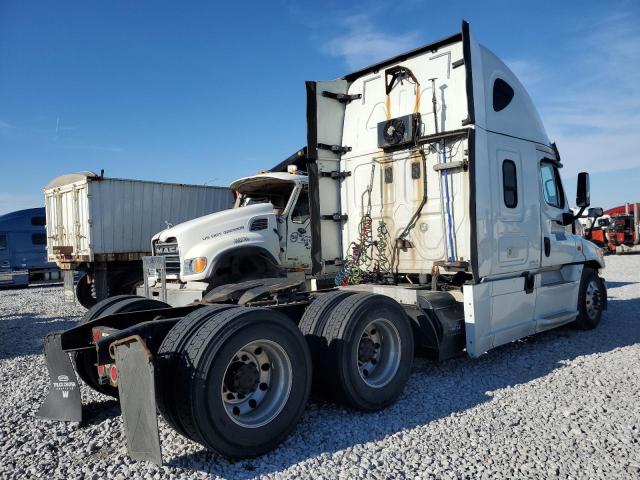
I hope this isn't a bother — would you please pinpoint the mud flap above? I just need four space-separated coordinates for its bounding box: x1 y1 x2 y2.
114 337 162 466
37 332 83 422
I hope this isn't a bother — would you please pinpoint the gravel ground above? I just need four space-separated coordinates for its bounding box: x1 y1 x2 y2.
0 256 639 479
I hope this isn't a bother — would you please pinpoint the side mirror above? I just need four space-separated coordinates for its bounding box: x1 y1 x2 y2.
576 172 590 208
588 207 603 218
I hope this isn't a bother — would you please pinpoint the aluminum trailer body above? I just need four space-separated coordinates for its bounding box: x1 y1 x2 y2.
39 21 607 466
44 172 233 306
0 207 60 287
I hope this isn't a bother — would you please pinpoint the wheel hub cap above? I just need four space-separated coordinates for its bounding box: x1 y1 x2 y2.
224 362 259 396
220 339 292 428
585 279 602 320
358 337 376 363
356 319 401 389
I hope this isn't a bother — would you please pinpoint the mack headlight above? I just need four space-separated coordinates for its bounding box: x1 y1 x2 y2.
183 257 207 274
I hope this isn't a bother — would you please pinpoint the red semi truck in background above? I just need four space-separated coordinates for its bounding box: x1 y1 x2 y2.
594 203 640 253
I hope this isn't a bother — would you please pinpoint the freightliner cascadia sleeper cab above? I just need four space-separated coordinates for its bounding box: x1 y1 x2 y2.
37 21 605 465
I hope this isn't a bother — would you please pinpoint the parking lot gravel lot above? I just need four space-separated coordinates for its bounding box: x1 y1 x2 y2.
0 255 639 479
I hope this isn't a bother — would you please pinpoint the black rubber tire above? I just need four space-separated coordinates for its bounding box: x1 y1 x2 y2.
321 293 414 411
75 273 97 309
298 291 354 388
155 304 237 439
574 267 606 330
176 307 312 458
72 295 137 396
72 295 169 397
112 269 144 296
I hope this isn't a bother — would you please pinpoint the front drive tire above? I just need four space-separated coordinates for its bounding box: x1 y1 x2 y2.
321 293 414 411
178 307 312 458
574 267 606 330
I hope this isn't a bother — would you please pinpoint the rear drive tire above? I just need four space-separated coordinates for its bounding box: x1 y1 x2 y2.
72 295 169 398
177 307 312 458
574 267 606 330
298 291 354 388
155 304 237 439
321 293 414 411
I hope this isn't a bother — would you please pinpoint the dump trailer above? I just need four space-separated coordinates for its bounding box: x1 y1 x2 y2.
44 172 233 307
0 207 60 287
38 21 607 466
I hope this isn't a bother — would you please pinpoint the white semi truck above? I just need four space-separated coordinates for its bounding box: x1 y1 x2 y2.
142 167 319 306
39 21 606 465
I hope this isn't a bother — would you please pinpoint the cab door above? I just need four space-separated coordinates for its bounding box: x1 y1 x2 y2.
538 159 577 267
283 186 312 271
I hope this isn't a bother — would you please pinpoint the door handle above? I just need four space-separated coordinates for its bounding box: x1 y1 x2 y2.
544 237 551 257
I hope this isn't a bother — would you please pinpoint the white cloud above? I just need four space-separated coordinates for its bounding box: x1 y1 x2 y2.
517 11 640 177
320 14 422 70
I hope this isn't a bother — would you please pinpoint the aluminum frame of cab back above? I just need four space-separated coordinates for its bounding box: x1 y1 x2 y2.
306 20 605 356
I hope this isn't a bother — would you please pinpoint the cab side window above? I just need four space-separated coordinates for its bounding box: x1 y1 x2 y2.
0 233 7 250
502 159 518 208
540 162 565 209
32 233 47 245
291 189 310 224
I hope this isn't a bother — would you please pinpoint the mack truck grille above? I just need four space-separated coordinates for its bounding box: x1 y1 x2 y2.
154 241 180 275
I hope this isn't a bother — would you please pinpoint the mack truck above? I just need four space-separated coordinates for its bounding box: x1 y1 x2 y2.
142 157 323 306
38 21 607 466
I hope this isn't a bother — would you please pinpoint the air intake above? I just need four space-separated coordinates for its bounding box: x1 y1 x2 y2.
250 218 268 231
377 113 421 150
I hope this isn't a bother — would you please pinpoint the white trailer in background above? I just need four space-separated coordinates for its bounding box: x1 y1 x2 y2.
39 21 607 466
44 172 233 307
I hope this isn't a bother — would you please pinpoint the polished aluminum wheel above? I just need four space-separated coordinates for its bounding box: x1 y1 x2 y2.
356 318 402 388
585 279 603 320
221 339 292 428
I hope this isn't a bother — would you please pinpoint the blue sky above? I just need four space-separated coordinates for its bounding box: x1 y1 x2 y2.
1 0 638 214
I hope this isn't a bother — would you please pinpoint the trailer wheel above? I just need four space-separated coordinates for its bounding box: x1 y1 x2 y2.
574 268 606 330
177 307 312 458
321 293 414 411
72 295 169 398
75 273 96 309
298 291 354 386
155 304 237 439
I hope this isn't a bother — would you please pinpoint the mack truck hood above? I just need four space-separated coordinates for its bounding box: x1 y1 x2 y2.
151 202 280 281
153 203 273 243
